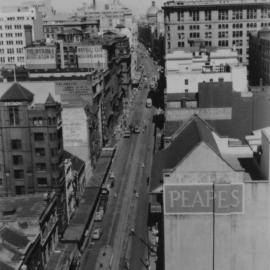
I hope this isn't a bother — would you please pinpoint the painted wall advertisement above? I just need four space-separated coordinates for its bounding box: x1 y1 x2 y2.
25 46 56 69
77 45 108 70
164 184 243 215
55 80 92 103
62 108 88 147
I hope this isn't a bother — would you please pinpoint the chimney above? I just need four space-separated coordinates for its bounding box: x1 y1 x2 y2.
152 1 155 6
93 0 96 9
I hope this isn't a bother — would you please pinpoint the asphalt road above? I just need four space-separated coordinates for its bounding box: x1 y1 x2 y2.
79 45 158 270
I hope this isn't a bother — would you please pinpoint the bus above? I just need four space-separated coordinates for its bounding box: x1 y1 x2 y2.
146 98 152 108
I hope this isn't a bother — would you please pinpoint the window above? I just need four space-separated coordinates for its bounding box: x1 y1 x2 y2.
8 107 19 125
15 186 25 195
178 25 184 30
36 163 47 171
34 133 44 141
205 10 211 21
35 148 45 157
205 24 212 30
178 33 185 39
177 11 184 21
178 42 184 47
232 10 243 20
261 8 270 19
185 79 189 85
13 155 23 165
49 133 57 141
218 40 229 47
232 23 243 29
205 32 212 39
185 89 188 93
168 42 170 49
233 31 243 38
11 139 22 150
14 170 24 179
218 31 229 38
247 9 257 19
218 24 228 29
37 177 48 185
232 40 243 46
218 10 228 20
189 32 200 38
190 25 200 30
190 11 199 21
0 178 2 185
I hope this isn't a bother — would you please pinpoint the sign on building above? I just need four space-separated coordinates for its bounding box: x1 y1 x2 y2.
55 80 92 103
164 184 243 215
25 46 56 69
77 45 108 70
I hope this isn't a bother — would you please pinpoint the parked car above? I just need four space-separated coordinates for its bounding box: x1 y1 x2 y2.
134 126 140 134
94 210 104 222
123 130 131 138
92 227 103 240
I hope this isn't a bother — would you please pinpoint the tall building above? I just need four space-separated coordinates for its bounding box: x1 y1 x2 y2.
0 83 63 197
0 5 43 67
162 0 270 64
146 1 164 37
249 28 270 86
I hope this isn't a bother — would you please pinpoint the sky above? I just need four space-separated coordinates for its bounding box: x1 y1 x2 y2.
0 0 165 15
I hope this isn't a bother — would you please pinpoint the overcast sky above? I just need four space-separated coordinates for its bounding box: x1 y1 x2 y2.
0 0 165 15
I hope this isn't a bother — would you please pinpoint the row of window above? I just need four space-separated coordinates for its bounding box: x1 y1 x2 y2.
11 134 59 149
0 56 24 63
167 8 270 22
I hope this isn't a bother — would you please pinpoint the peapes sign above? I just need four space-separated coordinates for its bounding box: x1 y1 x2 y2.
164 184 243 215
77 45 108 70
25 46 56 69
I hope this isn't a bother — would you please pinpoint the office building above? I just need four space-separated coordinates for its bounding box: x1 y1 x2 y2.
166 47 248 94
249 28 270 85
0 5 43 67
150 115 270 270
162 0 270 64
146 1 164 37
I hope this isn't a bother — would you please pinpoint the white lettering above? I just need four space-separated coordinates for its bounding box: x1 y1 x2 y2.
191 191 204 207
181 190 191 207
217 189 228 209
231 188 241 208
169 190 181 208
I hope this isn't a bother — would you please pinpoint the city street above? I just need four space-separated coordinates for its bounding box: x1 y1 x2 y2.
79 46 159 270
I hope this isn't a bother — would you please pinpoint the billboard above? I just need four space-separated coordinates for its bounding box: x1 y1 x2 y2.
55 80 92 103
164 184 243 215
77 45 108 70
25 46 56 69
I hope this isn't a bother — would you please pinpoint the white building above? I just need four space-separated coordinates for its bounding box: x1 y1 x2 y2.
166 48 248 94
0 5 43 67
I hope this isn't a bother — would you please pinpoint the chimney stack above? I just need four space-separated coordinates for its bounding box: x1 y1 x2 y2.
93 0 96 9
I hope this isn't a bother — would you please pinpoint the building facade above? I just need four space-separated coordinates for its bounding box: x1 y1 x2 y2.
162 0 270 64
166 47 247 94
151 115 270 270
249 29 270 86
0 5 43 67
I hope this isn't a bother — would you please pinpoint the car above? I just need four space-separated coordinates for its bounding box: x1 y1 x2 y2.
123 130 131 138
109 172 115 180
94 210 104 221
134 126 140 134
92 227 103 240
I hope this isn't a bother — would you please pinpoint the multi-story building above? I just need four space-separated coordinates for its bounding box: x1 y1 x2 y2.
150 114 270 270
249 29 270 86
43 14 100 41
146 1 164 37
0 5 43 67
166 47 248 94
0 83 63 196
162 0 270 64
0 192 58 270
0 82 71 234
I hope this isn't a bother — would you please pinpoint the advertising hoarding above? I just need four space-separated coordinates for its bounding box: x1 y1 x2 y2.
55 80 92 102
77 45 108 70
25 46 56 69
164 184 243 215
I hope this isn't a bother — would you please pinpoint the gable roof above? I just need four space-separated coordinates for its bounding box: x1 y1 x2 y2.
0 83 33 102
45 93 57 105
150 115 220 192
